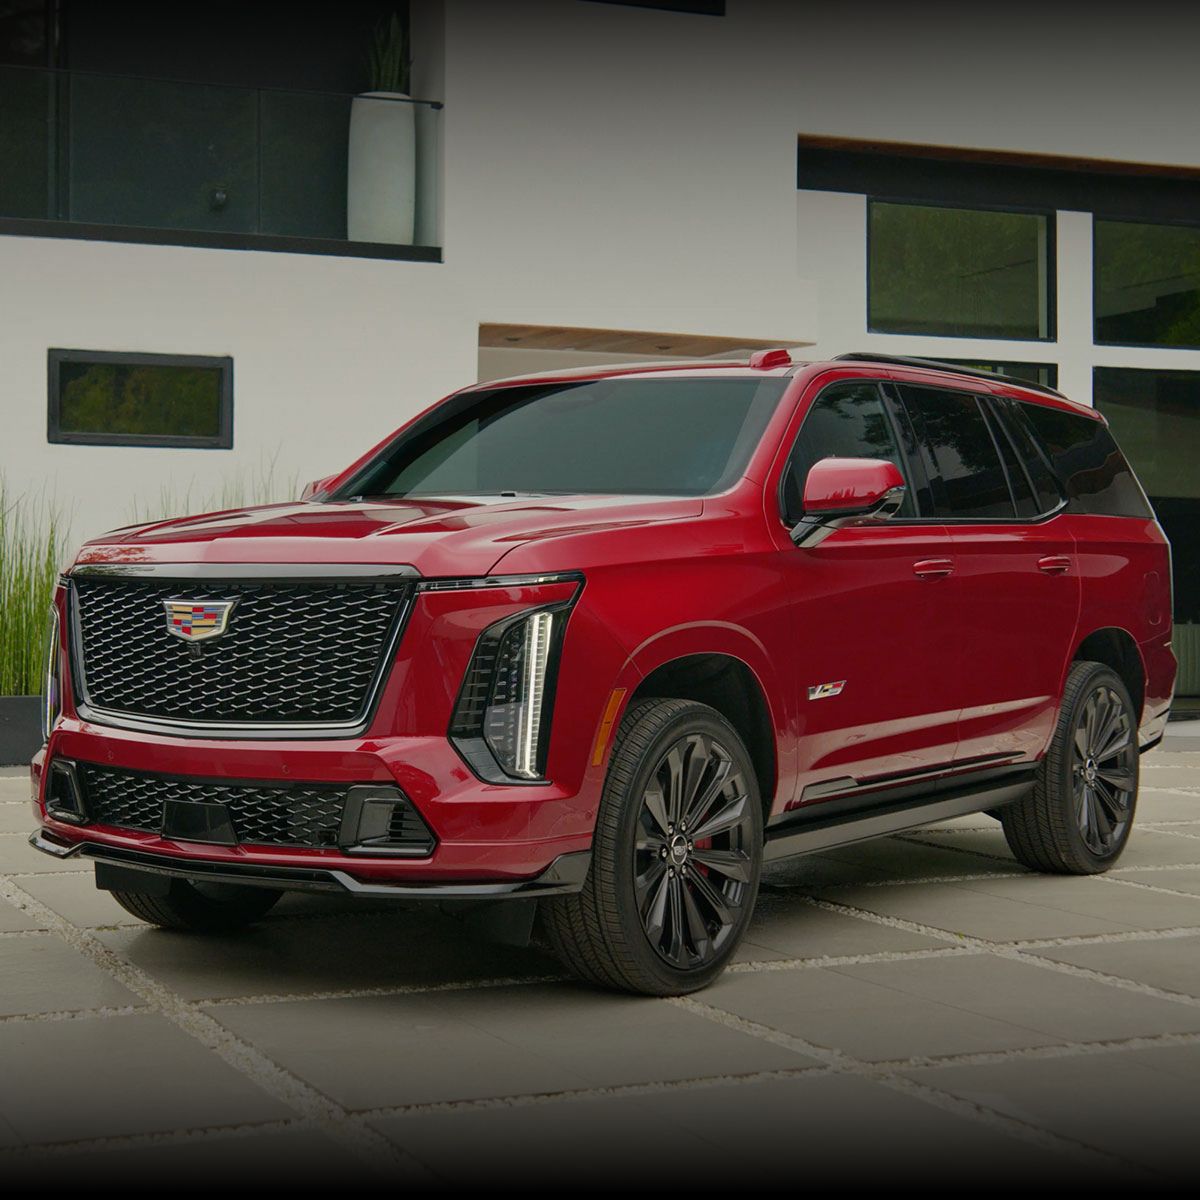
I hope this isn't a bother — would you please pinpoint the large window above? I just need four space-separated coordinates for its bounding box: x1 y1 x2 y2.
868 201 1053 340
1095 368 1200 621
48 349 233 448
1095 220 1200 348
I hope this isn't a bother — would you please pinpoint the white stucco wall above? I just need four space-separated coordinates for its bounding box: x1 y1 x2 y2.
2 0 1198 541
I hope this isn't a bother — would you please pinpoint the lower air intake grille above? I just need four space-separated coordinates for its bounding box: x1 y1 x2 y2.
77 763 435 853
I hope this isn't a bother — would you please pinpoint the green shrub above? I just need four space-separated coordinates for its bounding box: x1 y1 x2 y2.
0 482 67 697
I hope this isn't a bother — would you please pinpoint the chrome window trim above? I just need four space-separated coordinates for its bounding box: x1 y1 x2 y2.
67 570 415 741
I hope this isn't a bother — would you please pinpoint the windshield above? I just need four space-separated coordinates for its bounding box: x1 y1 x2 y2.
336 377 787 500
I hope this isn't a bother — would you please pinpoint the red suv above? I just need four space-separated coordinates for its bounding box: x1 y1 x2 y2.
31 352 1175 994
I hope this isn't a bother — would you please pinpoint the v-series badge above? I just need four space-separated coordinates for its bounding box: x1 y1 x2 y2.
808 680 847 701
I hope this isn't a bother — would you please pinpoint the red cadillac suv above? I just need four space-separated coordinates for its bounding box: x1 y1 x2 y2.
30 352 1175 994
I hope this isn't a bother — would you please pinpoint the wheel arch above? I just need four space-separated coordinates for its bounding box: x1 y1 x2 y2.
629 651 778 821
1073 627 1146 721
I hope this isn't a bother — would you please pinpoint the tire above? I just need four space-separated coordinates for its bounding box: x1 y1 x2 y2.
111 879 282 932
1001 661 1140 875
544 698 763 995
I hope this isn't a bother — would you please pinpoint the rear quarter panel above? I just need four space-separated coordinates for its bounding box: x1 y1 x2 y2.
1070 514 1176 725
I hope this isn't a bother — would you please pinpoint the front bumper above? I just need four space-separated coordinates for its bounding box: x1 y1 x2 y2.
31 720 597 890
29 829 591 898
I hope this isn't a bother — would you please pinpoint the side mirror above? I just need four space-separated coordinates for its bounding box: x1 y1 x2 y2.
300 473 338 502
791 457 906 545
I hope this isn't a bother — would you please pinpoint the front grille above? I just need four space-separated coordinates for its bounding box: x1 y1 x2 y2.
77 763 436 853
72 575 411 726
80 763 347 847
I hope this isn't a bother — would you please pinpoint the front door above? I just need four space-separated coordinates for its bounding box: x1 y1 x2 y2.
779 381 961 809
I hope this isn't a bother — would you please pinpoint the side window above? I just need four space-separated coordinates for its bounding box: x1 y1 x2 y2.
782 382 914 523
989 397 1063 516
1020 402 1154 518
983 403 1037 518
899 385 1015 520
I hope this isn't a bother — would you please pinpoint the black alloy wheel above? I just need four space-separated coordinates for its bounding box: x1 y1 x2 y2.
633 732 756 971
1071 682 1137 856
544 698 763 995
1002 660 1140 874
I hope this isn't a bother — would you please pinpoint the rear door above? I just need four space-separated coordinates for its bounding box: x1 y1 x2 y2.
895 384 1081 763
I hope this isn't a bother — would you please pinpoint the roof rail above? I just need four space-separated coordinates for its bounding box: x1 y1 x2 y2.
832 352 1066 400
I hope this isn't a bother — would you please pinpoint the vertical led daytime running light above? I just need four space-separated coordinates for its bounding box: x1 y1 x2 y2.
514 610 555 779
42 604 61 742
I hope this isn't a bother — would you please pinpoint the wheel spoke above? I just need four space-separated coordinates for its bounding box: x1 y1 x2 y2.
663 874 686 965
1096 734 1132 763
680 881 712 958
1082 694 1100 757
1087 785 1114 843
664 746 686 826
687 865 733 929
1091 693 1122 759
682 754 732 833
643 783 670 837
1073 723 1090 759
690 847 752 883
1092 779 1127 825
689 793 748 843
680 735 710 820
641 865 670 939
1095 765 1134 792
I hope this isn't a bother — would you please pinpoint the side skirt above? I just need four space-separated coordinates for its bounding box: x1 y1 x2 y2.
763 767 1034 863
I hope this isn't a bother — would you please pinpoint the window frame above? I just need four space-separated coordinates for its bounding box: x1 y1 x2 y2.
866 197 1057 343
1092 214 1200 351
777 378 929 527
887 382 1069 526
47 347 234 449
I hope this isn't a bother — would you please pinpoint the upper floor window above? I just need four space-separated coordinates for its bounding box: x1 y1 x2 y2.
1095 219 1200 348
868 201 1053 341
48 349 233 449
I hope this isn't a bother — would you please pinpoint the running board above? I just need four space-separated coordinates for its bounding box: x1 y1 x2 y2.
763 771 1034 863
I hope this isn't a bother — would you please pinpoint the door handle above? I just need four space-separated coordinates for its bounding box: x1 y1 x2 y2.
913 558 954 579
1038 555 1072 575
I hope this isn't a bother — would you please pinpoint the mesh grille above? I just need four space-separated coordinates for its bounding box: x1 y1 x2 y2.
76 763 436 854
73 576 410 725
80 763 347 847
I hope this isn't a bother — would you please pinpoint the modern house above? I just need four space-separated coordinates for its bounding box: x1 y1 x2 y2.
1 0 1198 694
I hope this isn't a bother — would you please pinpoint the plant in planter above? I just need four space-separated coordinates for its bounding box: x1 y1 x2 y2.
348 11 416 245
0 481 67 766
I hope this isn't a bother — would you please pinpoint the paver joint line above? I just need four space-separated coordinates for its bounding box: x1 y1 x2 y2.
0 875 434 1180
667 995 1154 1178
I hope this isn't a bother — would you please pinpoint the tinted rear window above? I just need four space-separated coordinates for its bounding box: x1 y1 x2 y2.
899 386 1015 519
1019 403 1153 518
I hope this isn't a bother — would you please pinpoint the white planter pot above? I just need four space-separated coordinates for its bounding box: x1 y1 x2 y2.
347 91 416 245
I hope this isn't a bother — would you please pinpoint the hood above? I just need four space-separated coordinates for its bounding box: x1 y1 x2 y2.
73 495 704 578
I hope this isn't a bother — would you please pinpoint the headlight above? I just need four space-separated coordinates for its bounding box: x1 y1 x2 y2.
450 604 570 782
41 603 61 742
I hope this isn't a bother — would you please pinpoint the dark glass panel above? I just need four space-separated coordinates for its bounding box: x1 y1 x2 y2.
869 201 1051 339
783 383 913 522
1021 399 1151 520
900 386 1014 519
1095 220 1200 348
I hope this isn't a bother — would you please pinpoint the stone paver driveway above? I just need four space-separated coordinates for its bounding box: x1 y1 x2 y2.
3 729 1200 1186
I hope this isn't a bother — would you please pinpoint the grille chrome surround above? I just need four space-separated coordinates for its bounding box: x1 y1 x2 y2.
76 762 436 854
68 564 415 737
